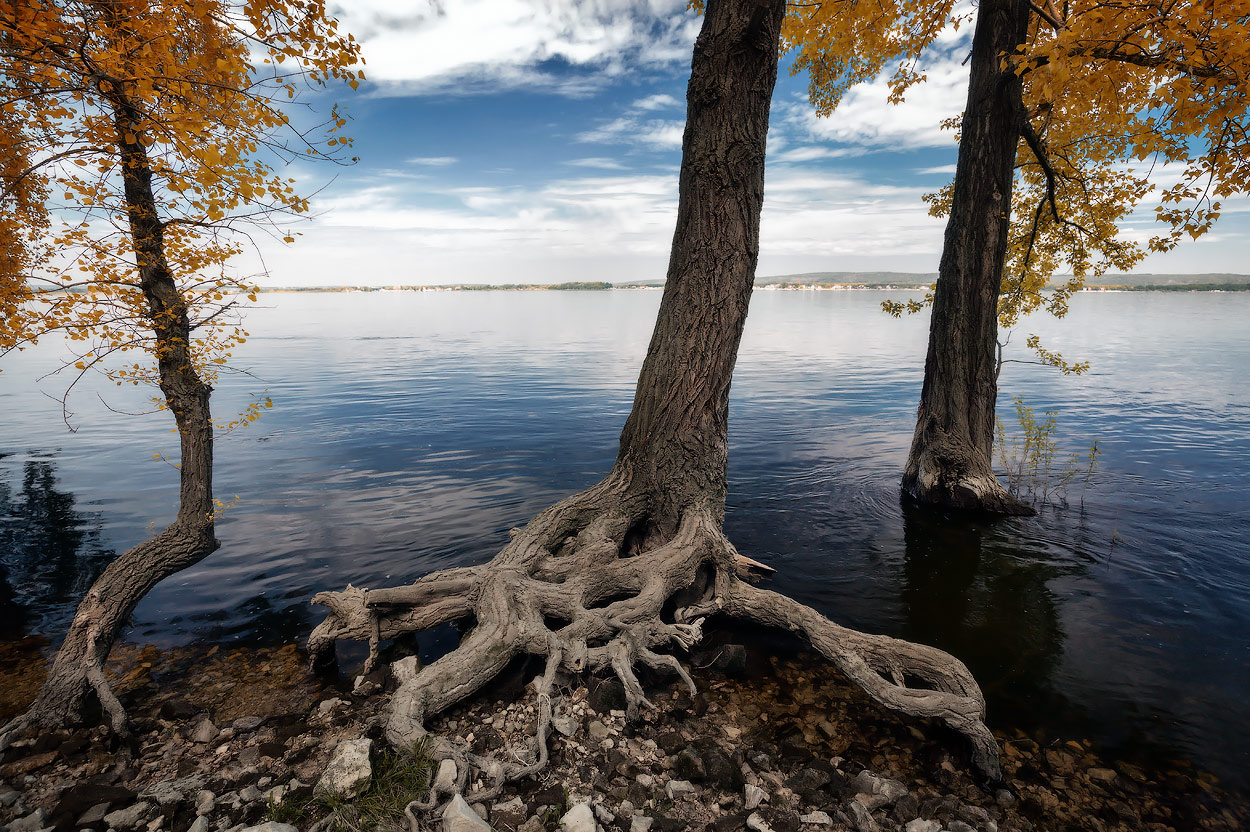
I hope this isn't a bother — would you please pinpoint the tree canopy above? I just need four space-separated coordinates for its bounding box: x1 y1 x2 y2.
783 0 1250 368
0 0 362 399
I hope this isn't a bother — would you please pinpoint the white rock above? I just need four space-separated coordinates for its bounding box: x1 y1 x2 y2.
844 800 879 832
552 715 578 737
746 813 775 832
630 817 654 832
904 821 941 832
665 779 696 799
392 656 421 685
7 809 48 832
495 797 525 814
636 773 655 788
851 771 907 806
240 824 299 832
188 817 211 832
317 698 346 716
800 811 833 826
434 758 459 794
190 717 219 744
442 794 492 832
104 803 153 830
559 802 598 832
587 720 611 741
591 802 614 824
195 790 215 815
744 784 768 810
316 738 372 799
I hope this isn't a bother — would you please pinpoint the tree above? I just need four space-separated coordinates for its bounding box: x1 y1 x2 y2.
0 0 360 739
307 0 1000 810
784 0 1250 513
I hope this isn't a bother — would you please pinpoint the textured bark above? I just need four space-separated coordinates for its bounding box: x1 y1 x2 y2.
902 0 1035 516
2 82 218 742
307 0 1001 814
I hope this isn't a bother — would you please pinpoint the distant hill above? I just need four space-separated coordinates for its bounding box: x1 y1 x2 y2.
1079 273 1250 286
254 272 1250 293
756 271 935 287
756 271 1250 288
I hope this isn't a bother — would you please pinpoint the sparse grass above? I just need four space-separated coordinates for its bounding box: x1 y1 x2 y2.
996 395 1100 508
541 786 570 831
268 739 436 832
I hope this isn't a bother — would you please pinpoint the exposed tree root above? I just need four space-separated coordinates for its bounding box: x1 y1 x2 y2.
309 481 1002 816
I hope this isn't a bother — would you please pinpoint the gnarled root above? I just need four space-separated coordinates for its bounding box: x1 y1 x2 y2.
309 482 1001 816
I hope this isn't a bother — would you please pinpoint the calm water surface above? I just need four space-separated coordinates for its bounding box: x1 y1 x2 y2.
1 290 1247 788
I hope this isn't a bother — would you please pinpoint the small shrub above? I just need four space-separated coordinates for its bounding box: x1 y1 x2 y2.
995 395 1100 508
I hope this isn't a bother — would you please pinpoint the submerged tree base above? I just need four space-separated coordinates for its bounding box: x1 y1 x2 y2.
308 472 1003 813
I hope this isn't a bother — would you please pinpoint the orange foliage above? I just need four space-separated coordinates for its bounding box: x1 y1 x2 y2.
785 0 1250 352
0 0 361 404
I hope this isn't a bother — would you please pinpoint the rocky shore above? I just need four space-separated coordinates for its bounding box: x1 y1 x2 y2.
0 638 1246 832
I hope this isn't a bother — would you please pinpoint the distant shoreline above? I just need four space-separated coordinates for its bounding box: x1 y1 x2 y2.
257 281 1250 293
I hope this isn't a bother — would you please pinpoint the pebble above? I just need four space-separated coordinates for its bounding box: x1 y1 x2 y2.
190 717 218 744
434 758 459 794
231 716 264 732
800 811 834 826
903 821 940 832
195 790 215 815
7 809 47 832
665 779 697 799
104 802 153 831
558 802 598 832
315 738 372 798
744 783 768 809
442 794 491 832
746 812 776 832
630 817 654 832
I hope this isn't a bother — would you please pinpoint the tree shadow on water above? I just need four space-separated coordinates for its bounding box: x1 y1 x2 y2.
0 453 115 639
898 501 1079 736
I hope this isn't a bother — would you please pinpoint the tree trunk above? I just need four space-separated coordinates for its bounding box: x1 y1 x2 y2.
4 87 219 738
612 0 779 544
307 0 1002 808
901 0 1035 516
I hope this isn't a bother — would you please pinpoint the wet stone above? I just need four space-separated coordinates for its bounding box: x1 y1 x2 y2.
785 767 831 796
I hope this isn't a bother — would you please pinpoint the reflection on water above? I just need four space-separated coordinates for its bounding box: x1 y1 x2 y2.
0 289 1248 789
899 503 1073 731
0 453 113 638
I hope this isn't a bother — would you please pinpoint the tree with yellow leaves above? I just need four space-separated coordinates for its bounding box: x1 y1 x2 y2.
0 0 360 736
784 0 1250 514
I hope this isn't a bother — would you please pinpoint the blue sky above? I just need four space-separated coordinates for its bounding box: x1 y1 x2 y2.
250 0 1249 286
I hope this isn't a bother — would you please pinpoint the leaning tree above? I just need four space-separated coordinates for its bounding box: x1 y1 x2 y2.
0 0 359 741
307 0 1001 806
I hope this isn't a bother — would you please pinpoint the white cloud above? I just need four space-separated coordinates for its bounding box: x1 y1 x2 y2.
407 156 458 166
577 116 684 150
631 93 680 111
915 164 957 175
783 50 969 151
239 153 953 286
565 157 629 169
772 146 855 164
334 0 697 97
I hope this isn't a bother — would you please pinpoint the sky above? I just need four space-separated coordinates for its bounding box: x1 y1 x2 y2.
245 0 1250 286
